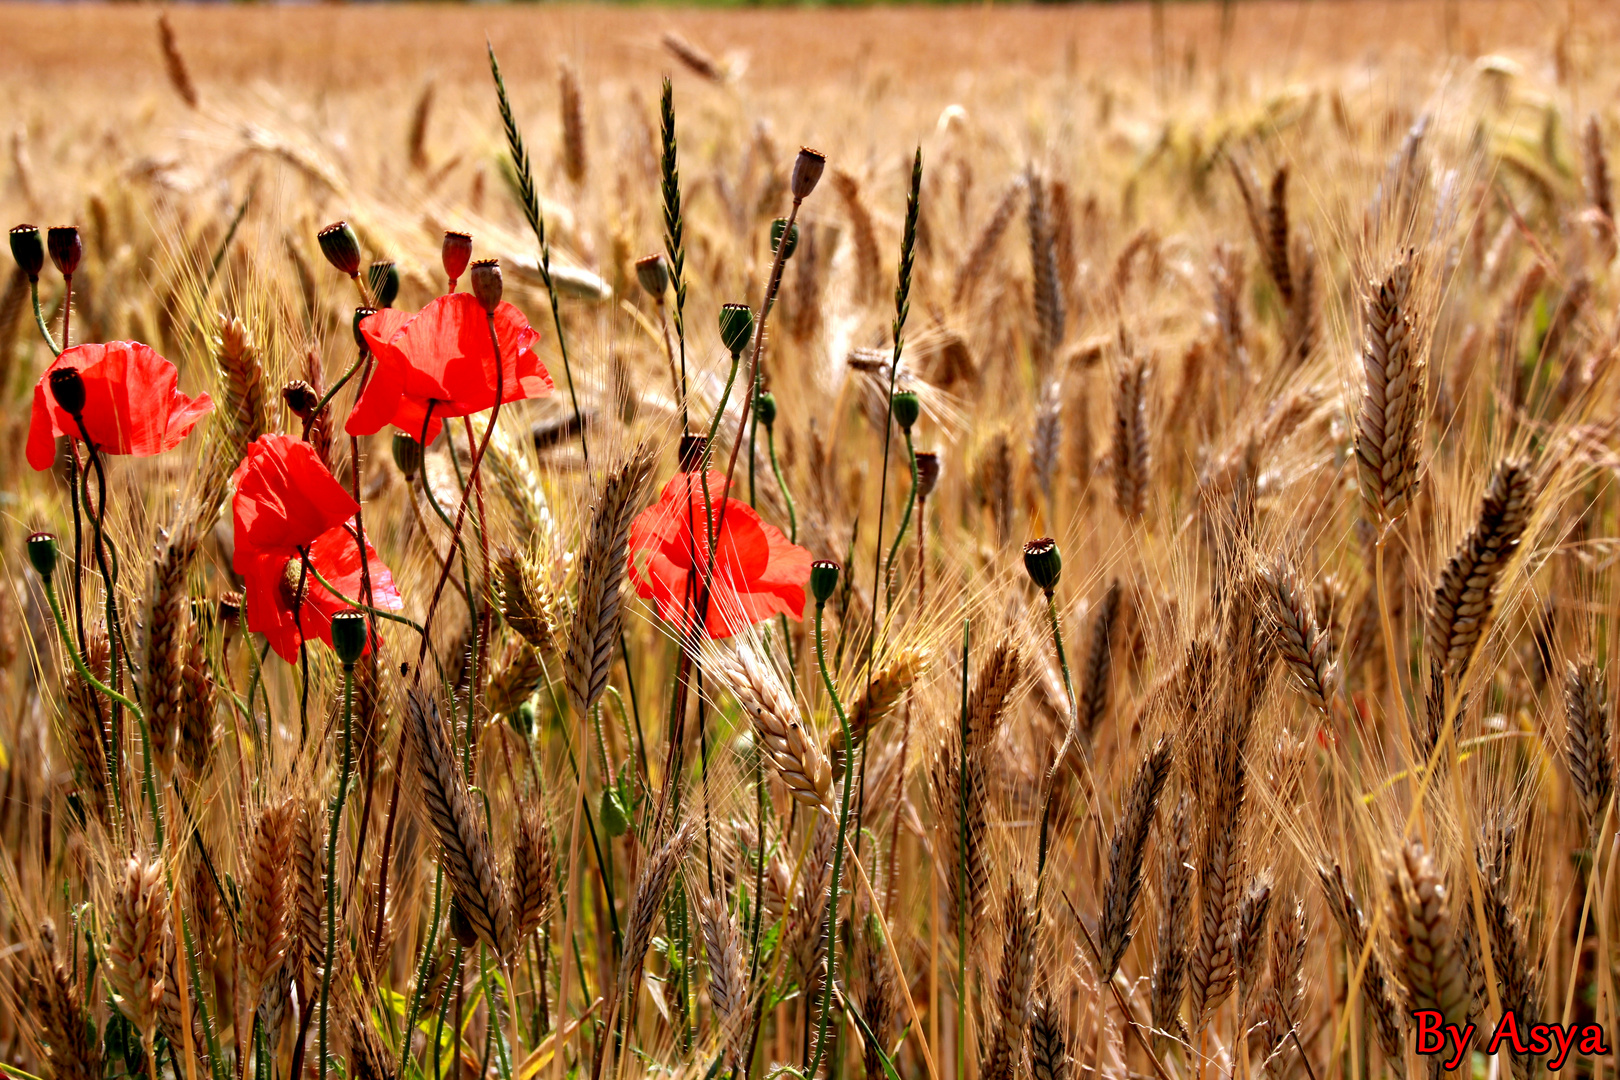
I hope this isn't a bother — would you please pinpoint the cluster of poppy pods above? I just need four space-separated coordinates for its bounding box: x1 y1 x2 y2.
14 220 813 667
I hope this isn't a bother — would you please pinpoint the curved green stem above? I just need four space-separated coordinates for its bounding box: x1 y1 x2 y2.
43 577 142 718
1034 590 1079 894
806 598 855 1080
765 421 797 543
304 561 428 636
306 351 367 431
882 429 918 610
31 278 61 356
319 662 357 1080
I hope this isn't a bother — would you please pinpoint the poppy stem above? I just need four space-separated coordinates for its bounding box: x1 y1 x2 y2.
304 559 426 636
765 418 797 544
1033 587 1079 894
30 278 61 356
806 594 855 1080
319 658 356 1080
61 272 72 353
305 350 367 434
41 574 143 719
882 428 919 611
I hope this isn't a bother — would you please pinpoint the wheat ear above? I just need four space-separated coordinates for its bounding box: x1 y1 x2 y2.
1387 839 1471 1031
409 688 516 959
564 444 656 719
714 645 833 813
1097 737 1173 979
1354 251 1426 525
1564 661 1616 838
109 855 169 1055
981 879 1038 1080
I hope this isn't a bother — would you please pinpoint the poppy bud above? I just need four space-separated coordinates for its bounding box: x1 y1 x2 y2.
27 532 58 582
47 227 82 276
891 390 921 431
915 451 941 499
719 303 754 356
1023 537 1062 593
317 221 362 276
635 253 670 298
770 219 799 261
219 591 242 625
678 432 708 472
448 899 477 949
442 231 473 284
391 433 423 479
282 380 319 421
48 366 87 416
469 258 502 313
599 787 630 838
755 390 778 428
791 147 826 201
367 261 400 308
810 559 840 605
330 610 368 667
10 225 44 280
353 307 377 351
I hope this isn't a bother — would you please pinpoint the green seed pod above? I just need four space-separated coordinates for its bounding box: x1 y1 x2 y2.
891 390 921 431
27 532 58 582
511 699 536 740
719 303 755 356
353 307 378 351
391 433 423 479
367 261 400 308
330 610 368 667
811 559 840 605
1023 537 1062 592
755 390 778 428
771 219 799 260
317 221 362 276
9 225 44 280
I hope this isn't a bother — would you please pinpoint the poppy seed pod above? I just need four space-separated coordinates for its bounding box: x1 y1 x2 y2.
26 532 58 582
317 221 362 276
391 432 423 479
47 227 82 276
891 390 921 431
915 451 941 499
442 231 473 284
330 610 368 667
281 380 319 421
635 253 670 298
770 219 799 261
469 258 503 313
678 432 708 472
810 559 840 605
755 390 778 428
48 366 87 417
1023 537 1062 593
10 225 44 280
352 307 377 351
791 147 826 200
218 591 242 625
367 261 400 308
718 303 754 356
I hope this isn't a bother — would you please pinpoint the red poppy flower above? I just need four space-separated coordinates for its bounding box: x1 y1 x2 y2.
345 293 551 445
231 434 402 662
26 341 214 471
628 470 812 639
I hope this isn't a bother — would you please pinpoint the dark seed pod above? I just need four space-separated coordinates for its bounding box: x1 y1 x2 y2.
791 147 826 200
317 221 362 276
9 224 44 279
442 231 473 284
27 532 58 581
1023 538 1062 592
47 226 82 276
48 366 88 416
811 560 840 605
367 261 400 308
469 258 503 313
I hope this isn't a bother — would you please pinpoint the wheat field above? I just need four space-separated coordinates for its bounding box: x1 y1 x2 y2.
0 3 1618 1080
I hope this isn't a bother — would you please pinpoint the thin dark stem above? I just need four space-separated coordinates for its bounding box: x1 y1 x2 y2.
806 597 855 1080
319 661 357 1080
